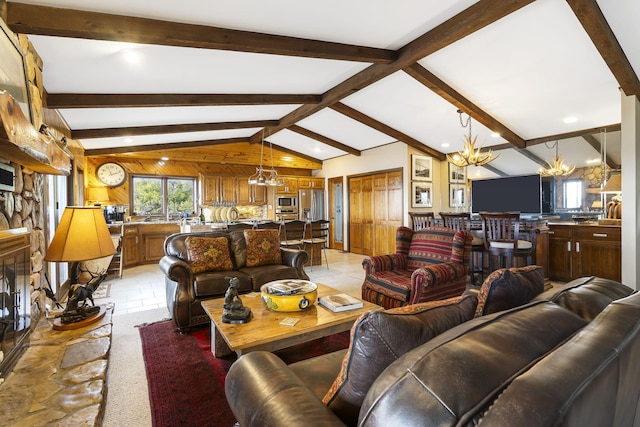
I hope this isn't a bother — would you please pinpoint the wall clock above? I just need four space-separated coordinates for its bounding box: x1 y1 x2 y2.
96 162 127 187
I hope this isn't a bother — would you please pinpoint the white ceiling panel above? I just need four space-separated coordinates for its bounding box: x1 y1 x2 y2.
268 129 347 160
79 128 259 150
29 35 370 94
296 109 396 150
419 0 621 140
60 105 301 129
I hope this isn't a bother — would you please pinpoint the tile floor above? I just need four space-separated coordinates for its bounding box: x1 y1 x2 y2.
103 249 367 316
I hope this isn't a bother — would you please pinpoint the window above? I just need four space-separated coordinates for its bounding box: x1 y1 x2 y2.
563 179 583 209
132 176 195 216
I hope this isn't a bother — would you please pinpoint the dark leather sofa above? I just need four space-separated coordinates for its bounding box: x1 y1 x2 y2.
159 229 308 331
225 274 638 426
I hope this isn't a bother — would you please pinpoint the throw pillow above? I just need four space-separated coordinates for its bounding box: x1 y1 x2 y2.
322 294 477 425
406 227 456 270
244 229 282 267
474 265 544 317
185 236 234 274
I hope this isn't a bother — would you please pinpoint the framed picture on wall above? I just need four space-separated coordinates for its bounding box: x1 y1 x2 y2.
411 155 432 181
448 163 466 183
449 184 466 208
412 182 433 208
0 20 32 123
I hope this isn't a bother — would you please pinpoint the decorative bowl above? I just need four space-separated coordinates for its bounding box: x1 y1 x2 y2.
260 280 318 312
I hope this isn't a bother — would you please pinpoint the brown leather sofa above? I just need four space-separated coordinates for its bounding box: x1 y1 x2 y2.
159 229 308 331
225 274 638 426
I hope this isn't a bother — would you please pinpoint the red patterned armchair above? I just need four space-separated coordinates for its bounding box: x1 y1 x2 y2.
362 226 472 309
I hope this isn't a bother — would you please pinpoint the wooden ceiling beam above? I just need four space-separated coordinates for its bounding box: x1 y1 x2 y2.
330 103 445 160
404 63 527 149
524 123 621 146
582 134 619 169
46 93 320 109
567 0 640 98
252 0 534 148
288 125 361 156
6 3 395 64
72 120 279 139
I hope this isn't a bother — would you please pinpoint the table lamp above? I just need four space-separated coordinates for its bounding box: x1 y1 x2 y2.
44 206 116 329
86 186 110 206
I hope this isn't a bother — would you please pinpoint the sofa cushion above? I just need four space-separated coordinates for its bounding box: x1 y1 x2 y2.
406 227 455 271
533 276 635 321
474 265 544 317
322 294 477 425
244 229 282 267
185 236 234 274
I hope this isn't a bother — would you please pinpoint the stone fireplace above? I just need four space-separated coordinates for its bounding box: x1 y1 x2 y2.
0 228 33 379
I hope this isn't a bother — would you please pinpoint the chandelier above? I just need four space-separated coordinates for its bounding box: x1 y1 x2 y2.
248 131 283 186
539 141 575 177
446 111 498 168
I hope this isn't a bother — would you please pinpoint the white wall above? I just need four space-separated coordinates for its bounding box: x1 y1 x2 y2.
317 142 450 249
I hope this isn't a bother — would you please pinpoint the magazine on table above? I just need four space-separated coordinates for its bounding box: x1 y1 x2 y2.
319 293 363 312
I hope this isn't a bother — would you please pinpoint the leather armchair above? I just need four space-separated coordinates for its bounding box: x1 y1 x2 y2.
362 226 472 309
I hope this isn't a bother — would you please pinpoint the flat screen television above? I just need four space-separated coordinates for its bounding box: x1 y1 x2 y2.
471 174 542 215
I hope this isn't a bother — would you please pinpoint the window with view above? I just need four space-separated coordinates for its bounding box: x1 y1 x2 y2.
563 179 583 209
132 176 195 217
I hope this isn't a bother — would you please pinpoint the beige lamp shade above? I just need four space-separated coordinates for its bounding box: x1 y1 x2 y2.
602 174 621 193
44 206 116 262
87 186 110 204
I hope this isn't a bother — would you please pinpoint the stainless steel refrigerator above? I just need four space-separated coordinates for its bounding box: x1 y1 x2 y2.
298 189 325 221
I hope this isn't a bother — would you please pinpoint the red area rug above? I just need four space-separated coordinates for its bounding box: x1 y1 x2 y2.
139 320 349 427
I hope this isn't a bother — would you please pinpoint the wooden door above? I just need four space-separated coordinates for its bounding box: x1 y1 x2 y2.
349 177 364 254
572 227 621 282
361 176 374 256
548 225 572 281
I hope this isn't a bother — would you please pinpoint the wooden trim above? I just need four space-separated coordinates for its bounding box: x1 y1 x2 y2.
7 3 395 64
288 125 360 156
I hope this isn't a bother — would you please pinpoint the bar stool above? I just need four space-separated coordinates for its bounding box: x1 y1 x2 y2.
409 212 435 231
439 212 484 286
480 212 535 272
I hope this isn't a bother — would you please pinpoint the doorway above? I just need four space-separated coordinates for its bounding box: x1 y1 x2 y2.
328 177 344 251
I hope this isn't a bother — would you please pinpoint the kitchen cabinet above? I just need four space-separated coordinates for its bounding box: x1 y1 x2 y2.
238 177 267 204
296 177 324 190
200 174 239 204
219 176 237 203
275 177 298 194
548 224 621 282
140 223 180 263
311 177 325 189
122 226 140 267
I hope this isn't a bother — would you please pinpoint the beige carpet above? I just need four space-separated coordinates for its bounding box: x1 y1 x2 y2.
102 307 170 427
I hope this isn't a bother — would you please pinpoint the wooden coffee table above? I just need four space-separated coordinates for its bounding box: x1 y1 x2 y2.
201 283 381 357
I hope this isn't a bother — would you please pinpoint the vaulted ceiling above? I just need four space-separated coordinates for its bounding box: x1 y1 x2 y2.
4 0 639 179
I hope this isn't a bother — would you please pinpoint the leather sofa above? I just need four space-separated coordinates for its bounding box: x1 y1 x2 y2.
159 229 308 331
225 273 638 426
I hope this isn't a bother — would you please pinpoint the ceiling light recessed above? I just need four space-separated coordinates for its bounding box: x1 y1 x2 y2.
124 138 133 144
121 49 141 64
161 157 169 161
441 143 450 148
563 116 578 124
491 132 500 138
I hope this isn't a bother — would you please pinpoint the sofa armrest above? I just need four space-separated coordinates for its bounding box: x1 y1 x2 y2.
226 351 345 427
362 254 407 274
408 262 467 305
159 255 193 285
281 247 310 280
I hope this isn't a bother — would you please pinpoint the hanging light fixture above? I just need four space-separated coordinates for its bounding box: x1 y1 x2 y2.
248 130 283 186
539 140 575 177
446 110 498 168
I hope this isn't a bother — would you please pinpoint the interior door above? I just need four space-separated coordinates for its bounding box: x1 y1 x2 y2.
328 177 344 251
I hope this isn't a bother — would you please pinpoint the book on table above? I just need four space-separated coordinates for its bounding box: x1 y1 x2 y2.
318 293 363 312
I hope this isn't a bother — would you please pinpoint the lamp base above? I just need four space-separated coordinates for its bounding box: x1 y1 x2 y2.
51 305 107 331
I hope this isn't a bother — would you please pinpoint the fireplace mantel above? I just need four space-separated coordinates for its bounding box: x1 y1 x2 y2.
0 90 71 175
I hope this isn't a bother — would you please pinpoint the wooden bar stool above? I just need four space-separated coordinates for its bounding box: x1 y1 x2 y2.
480 212 536 273
439 212 484 286
409 212 435 231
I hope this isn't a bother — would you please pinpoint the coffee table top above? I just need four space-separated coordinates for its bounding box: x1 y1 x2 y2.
201 283 381 353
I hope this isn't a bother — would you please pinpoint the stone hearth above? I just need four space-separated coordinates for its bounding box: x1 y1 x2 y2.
0 303 113 426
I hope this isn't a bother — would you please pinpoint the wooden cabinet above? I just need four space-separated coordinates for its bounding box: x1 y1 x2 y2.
276 177 298 194
122 226 140 267
548 224 621 282
311 177 324 189
200 174 239 204
297 177 324 190
238 177 267 204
